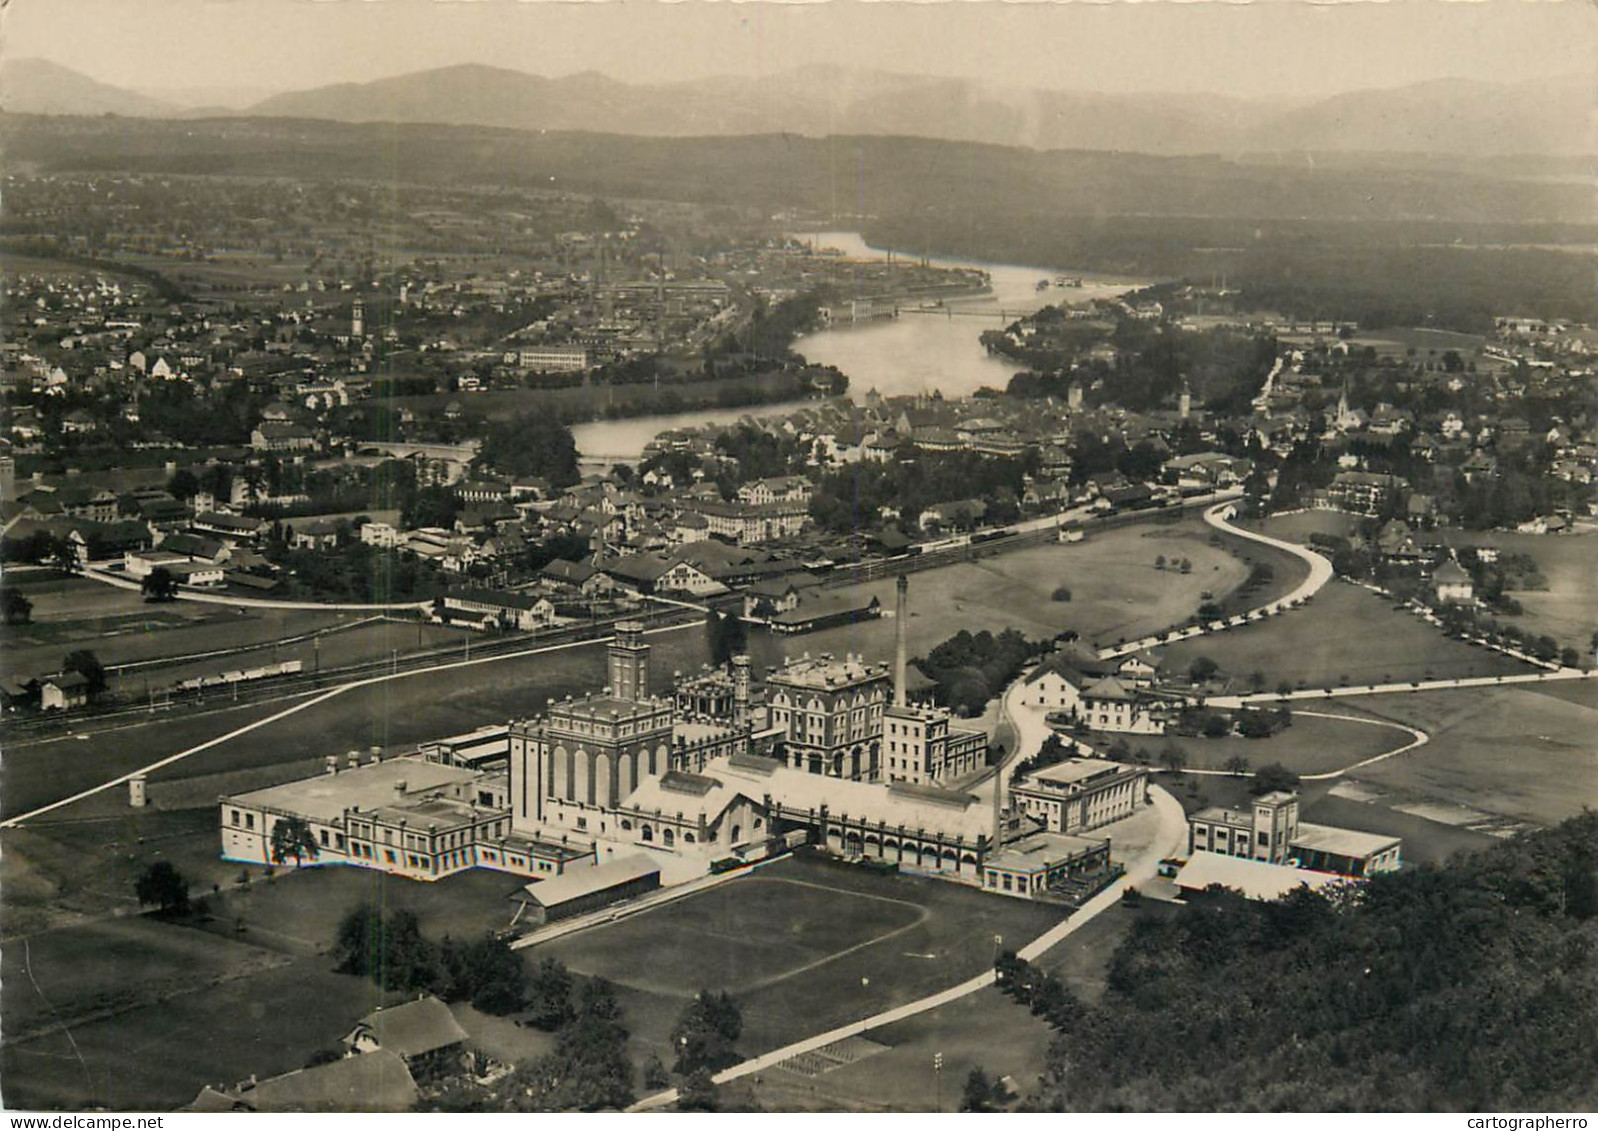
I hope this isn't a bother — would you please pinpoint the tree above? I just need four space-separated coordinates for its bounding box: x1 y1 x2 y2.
141 566 180 603
166 467 200 503
62 649 107 697
961 1066 1006 1112
1223 754 1252 776
1159 746 1189 775
524 957 576 1031
1188 656 1219 683
269 815 321 868
1251 762 1301 795
677 1068 720 1113
1155 554 1166 570
672 990 743 1075
135 860 190 916
1248 670 1267 693
1 586 32 625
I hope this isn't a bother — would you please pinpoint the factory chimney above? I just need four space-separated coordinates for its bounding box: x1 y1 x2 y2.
894 575 909 708
731 653 751 729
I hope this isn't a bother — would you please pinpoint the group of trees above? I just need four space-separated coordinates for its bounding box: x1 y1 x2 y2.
475 412 581 488
916 628 1051 716
1004 812 1598 1110
704 610 749 667
331 905 526 1016
440 975 636 1112
808 449 1038 537
1 585 33 624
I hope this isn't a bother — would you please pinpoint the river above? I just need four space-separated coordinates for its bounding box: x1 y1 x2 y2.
571 231 1138 463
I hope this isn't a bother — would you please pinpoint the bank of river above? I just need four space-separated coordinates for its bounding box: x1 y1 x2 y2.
574 232 1140 463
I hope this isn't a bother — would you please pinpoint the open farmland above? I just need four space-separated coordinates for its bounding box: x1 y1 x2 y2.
1437 526 1598 654
1330 683 1598 828
1247 510 1363 545
2 933 400 1111
1160 581 1535 690
795 515 1254 664
1096 709 1405 777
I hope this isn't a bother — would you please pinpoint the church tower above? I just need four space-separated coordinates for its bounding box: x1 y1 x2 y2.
351 299 365 339
607 622 650 702
1179 378 1192 421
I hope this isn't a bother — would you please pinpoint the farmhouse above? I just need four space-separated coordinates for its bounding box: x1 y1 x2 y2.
1432 559 1475 605
1079 676 1168 735
344 998 468 1077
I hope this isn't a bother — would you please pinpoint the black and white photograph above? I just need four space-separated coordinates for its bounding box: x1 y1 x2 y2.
0 0 1595 1117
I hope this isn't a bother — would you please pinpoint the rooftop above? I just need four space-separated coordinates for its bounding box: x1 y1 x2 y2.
986 830 1108 873
244 1050 418 1113
1292 821 1402 859
226 756 480 825
1174 851 1350 901
519 853 660 909
768 653 890 690
1017 758 1139 792
349 997 468 1058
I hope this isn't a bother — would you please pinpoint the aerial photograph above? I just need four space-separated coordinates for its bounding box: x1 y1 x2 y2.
0 0 1594 1117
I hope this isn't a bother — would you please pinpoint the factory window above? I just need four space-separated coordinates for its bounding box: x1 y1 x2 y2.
385 850 396 864
245 813 255 830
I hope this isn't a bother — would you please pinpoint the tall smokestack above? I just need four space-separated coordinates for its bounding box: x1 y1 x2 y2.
894 575 909 708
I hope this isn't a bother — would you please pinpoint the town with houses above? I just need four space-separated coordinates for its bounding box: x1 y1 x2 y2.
2 25 1596 1116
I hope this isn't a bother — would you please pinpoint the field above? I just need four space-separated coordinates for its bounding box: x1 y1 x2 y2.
532 854 1062 1072
1160 580 1535 690
0 623 713 821
1436 526 1598 653
1117 710 1404 776
795 515 1255 665
1246 510 1363 545
2 928 401 1111
1331 682 1598 828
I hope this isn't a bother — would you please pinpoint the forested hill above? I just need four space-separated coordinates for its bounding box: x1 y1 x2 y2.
1009 812 1598 1111
2 114 1590 228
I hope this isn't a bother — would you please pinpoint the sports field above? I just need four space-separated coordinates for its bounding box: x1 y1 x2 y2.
533 854 1063 1070
1160 581 1535 690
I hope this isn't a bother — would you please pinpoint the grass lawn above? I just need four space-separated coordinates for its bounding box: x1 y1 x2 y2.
1331 685 1598 828
532 854 1062 1074
790 515 1252 666
2 950 399 1111
740 987 1055 1112
0 623 708 821
1160 580 1535 690
1098 710 1404 777
1247 510 1363 545
1436 527 1598 655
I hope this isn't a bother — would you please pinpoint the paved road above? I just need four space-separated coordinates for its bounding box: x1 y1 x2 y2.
1099 501 1334 661
626 784 1188 1112
1206 665 1596 709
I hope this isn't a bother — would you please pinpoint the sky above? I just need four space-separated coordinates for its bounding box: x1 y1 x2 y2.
4 0 1593 103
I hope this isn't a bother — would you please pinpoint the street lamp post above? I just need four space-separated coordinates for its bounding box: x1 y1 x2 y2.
934 1051 943 1112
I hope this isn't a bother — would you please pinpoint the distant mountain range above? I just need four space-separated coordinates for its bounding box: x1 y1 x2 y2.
2 57 1591 158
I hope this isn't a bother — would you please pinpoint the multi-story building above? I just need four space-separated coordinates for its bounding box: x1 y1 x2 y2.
765 652 891 781
516 345 590 374
882 703 988 786
1009 758 1149 834
1187 790 1402 877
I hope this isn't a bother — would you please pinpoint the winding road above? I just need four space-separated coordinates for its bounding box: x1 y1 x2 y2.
1098 501 1335 661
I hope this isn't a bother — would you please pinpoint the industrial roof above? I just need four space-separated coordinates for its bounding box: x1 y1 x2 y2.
1292 822 1402 859
226 757 479 824
521 853 660 909
1174 852 1349 901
